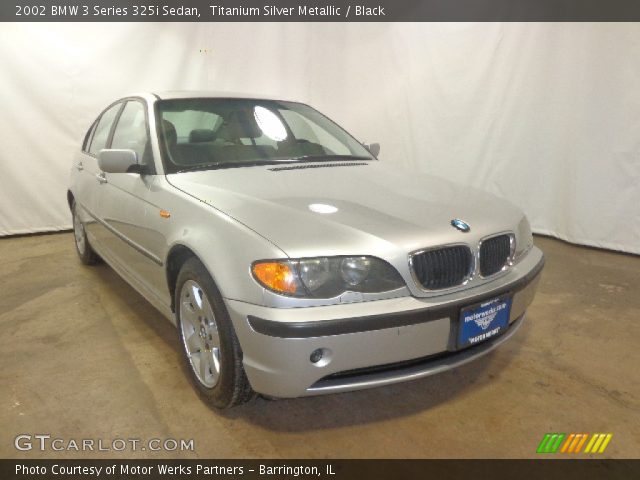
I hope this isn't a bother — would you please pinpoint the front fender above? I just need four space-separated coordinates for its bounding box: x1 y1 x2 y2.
162 182 287 306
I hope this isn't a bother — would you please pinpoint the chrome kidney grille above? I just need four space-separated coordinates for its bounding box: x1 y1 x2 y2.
479 234 512 277
410 234 514 291
410 245 473 290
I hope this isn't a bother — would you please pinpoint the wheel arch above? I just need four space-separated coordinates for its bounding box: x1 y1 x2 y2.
166 244 199 313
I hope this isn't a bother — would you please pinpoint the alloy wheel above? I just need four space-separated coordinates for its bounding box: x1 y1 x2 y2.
179 280 221 388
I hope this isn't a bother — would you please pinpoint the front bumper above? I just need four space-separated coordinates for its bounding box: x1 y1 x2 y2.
227 246 544 398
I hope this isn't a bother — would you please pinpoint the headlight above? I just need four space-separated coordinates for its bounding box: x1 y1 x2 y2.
299 258 332 292
340 257 371 286
252 256 405 298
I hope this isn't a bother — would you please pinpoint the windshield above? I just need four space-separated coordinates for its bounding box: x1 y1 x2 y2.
156 98 374 173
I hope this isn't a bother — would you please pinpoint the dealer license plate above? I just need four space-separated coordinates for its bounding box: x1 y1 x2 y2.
458 295 512 348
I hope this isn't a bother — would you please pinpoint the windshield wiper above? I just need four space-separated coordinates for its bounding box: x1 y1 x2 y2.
290 154 373 162
176 160 283 173
174 155 373 173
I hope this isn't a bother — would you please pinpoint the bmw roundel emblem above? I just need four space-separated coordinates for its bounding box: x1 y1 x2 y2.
451 218 471 232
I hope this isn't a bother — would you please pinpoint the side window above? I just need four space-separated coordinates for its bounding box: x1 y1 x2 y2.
111 101 150 163
89 103 122 156
82 120 97 152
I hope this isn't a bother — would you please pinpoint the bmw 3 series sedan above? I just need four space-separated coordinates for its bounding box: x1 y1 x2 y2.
69 92 544 407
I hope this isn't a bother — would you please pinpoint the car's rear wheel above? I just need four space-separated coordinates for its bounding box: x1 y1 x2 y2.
72 200 100 265
175 257 254 408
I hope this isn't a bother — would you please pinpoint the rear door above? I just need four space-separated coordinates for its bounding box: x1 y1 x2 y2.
74 101 124 245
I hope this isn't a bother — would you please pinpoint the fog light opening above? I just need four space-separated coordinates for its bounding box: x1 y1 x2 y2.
309 348 332 367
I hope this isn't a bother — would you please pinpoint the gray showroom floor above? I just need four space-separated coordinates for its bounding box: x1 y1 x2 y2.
0 233 638 458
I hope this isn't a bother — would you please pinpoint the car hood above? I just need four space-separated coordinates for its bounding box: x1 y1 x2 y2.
166 162 523 258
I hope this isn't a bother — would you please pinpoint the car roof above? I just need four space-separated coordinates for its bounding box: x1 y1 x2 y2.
150 90 298 102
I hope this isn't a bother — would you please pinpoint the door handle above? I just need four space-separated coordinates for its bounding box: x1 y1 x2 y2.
96 173 107 184
76 162 84 171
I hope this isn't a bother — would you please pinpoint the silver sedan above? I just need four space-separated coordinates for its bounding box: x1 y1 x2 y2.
68 91 544 407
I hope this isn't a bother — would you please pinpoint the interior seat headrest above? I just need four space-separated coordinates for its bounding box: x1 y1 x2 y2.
161 119 177 146
189 129 216 143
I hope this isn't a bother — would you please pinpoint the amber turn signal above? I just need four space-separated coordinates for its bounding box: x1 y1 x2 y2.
252 262 297 294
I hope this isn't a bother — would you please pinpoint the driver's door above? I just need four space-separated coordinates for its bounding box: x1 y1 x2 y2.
95 99 165 296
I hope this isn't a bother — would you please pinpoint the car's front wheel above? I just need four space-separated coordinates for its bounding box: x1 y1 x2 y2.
175 257 254 408
72 200 100 265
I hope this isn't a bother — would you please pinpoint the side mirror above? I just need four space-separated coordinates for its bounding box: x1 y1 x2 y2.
365 143 380 157
98 149 139 174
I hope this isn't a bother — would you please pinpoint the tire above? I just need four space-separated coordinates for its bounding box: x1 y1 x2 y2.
175 257 254 408
72 200 100 265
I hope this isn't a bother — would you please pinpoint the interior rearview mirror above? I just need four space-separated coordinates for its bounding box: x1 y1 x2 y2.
98 149 139 174
365 143 380 157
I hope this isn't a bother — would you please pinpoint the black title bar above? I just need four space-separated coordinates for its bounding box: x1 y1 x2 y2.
3 0 640 22
2 459 640 480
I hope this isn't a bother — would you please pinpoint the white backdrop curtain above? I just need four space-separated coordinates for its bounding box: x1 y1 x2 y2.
0 23 638 254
